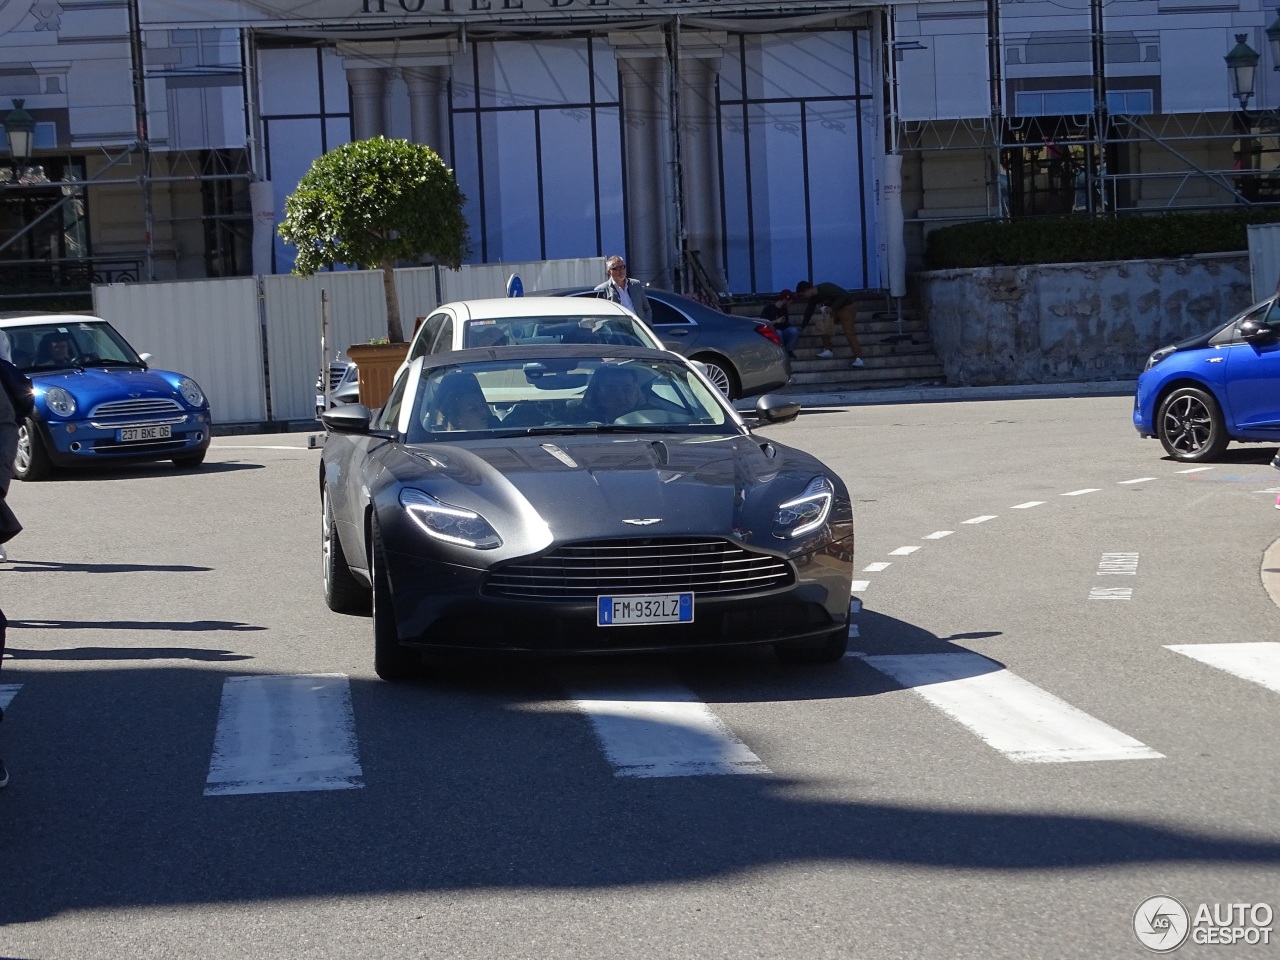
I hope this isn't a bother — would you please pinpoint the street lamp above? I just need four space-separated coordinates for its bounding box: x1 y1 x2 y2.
1267 14 1280 70
1226 34 1261 108
3 98 34 162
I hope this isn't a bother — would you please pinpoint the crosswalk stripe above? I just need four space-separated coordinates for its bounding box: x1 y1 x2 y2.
0 684 20 711
859 653 1163 763
204 674 364 796
1165 643 1280 694
565 678 769 778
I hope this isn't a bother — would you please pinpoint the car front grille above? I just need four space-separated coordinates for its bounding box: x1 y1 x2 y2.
486 537 794 601
90 398 183 419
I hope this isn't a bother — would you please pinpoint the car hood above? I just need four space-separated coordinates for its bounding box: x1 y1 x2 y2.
33 367 187 404
384 431 838 552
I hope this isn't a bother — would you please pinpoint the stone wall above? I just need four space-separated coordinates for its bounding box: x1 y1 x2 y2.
918 254 1253 385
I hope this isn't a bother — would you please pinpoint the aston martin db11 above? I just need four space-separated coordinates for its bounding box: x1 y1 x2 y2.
319 344 853 680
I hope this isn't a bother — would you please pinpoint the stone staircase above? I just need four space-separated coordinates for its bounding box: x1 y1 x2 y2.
729 294 946 393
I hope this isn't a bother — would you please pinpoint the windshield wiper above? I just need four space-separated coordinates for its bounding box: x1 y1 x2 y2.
79 358 142 368
518 424 686 436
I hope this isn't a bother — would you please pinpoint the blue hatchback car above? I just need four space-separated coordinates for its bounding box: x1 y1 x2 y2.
1 315 212 481
1134 297 1280 461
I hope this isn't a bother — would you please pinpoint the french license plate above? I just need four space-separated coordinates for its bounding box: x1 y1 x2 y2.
597 593 694 627
118 425 171 443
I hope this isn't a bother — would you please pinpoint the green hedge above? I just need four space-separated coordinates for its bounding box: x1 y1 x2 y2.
925 209 1280 269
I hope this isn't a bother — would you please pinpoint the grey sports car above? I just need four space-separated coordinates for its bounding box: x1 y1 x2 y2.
319 344 854 681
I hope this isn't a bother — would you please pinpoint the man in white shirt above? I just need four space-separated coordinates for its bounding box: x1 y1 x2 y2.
593 255 653 324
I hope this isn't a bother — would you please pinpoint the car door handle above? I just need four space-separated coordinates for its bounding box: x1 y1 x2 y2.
664 329 689 336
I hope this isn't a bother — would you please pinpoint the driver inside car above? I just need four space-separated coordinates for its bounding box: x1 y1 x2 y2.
577 365 644 423
35 333 77 367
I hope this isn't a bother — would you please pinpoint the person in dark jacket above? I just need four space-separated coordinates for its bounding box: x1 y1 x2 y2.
594 255 653 325
760 289 799 358
796 280 864 368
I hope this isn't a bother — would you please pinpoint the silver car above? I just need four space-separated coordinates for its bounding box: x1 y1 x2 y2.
542 286 790 399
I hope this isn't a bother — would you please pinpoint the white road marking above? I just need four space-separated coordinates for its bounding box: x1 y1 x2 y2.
923 531 954 540
848 623 860 638
962 515 996 524
1097 552 1139 575
862 562 891 572
1011 501 1045 509
1118 477 1157 485
1177 466 1214 474
859 653 1162 762
1062 488 1101 497
889 546 920 556
205 674 364 796
1089 587 1133 600
850 580 871 592
0 684 20 711
211 445 311 451
1166 643 1280 694
849 598 862 614
566 681 769 778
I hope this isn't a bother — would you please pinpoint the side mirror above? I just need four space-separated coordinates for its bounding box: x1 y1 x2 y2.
138 352 153 368
1239 318 1276 343
321 403 373 434
691 360 711 378
753 394 801 425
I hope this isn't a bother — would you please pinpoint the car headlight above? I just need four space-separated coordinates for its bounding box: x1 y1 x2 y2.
178 377 205 407
773 476 834 539
44 387 76 417
399 488 502 549
1144 346 1175 372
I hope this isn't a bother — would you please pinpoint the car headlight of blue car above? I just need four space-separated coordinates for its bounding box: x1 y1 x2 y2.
43 386 77 417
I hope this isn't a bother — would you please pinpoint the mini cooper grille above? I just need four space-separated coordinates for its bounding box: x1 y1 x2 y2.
91 398 183 419
486 538 793 600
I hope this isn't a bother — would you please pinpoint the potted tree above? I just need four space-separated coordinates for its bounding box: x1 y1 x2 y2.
278 136 469 407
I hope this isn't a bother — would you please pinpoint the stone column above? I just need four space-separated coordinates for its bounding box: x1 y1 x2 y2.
676 33 727 294
343 65 389 140
403 65 451 161
611 30 674 291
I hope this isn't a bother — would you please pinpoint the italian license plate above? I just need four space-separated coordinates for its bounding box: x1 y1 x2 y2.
118 425 171 443
597 593 694 627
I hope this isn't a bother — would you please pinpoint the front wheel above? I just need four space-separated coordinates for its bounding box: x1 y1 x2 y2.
774 627 849 665
371 520 421 682
692 355 740 401
171 448 207 467
14 417 53 482
323 486 370 614
1156 386 1229 462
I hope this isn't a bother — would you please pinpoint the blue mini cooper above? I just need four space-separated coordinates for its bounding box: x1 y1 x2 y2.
2 315 212 481
1134 297 1280 461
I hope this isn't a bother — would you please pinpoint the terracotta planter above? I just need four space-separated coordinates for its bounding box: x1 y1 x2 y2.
346 342 410 410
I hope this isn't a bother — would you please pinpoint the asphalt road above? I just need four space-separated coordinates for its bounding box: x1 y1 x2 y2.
1 396 1278 960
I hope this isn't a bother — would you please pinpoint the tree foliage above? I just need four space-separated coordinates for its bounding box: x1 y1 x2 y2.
278 137 469 341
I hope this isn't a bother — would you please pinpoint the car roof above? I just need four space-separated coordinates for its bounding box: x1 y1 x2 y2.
443 297 632 320
419 343 680 371
0 314 108 329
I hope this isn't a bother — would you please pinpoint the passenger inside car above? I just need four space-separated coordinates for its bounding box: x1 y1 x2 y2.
427 371 499 432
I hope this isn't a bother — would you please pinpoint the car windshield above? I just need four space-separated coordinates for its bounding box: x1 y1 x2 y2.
4 321 144 373
406 356 733 442
462 315 659 350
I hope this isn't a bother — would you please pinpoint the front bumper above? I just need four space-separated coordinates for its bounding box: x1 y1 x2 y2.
384 536 854 654
38 411 211 466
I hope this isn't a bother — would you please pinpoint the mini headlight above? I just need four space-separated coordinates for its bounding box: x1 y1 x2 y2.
44 387 76 417
178 377 205 407
773 476 834 539
399 488 502 549
1144 346 1175 372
